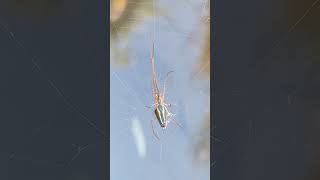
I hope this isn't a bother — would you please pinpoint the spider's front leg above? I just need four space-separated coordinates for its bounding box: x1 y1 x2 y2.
145 104 157 109
164 102 178 107
162 71 174 99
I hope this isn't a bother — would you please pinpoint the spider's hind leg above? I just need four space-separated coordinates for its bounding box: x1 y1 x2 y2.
162 71 174 99
151 119 160 140
172 118 183 128
145 104 157 109
164 102 178 107
168 113 182 128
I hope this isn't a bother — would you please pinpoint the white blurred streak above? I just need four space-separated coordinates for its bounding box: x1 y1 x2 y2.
131 117 147 158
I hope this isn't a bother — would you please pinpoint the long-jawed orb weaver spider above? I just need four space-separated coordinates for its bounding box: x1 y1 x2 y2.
146 43 182 140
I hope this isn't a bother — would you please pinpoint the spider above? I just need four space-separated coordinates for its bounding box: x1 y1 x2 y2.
146 43 182 140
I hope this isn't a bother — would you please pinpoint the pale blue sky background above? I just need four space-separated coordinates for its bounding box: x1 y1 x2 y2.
111 0 209 179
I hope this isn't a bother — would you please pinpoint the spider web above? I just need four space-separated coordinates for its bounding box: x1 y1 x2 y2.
1 0 319 178
110 0 211 180
0 0 210 179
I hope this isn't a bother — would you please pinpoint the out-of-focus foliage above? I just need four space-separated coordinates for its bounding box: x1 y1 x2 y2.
190 0 210 168
110 0 154 40
196 27 210 79
191 113 210 167
110 0 166 66
110 0 128 23
192 0 210 80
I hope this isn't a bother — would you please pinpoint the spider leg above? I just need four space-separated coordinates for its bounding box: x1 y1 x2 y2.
164 102 178 107
151 119 160 141
171 117 183 128
167 113 182 128
145 104 156 109
162 71 174 99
